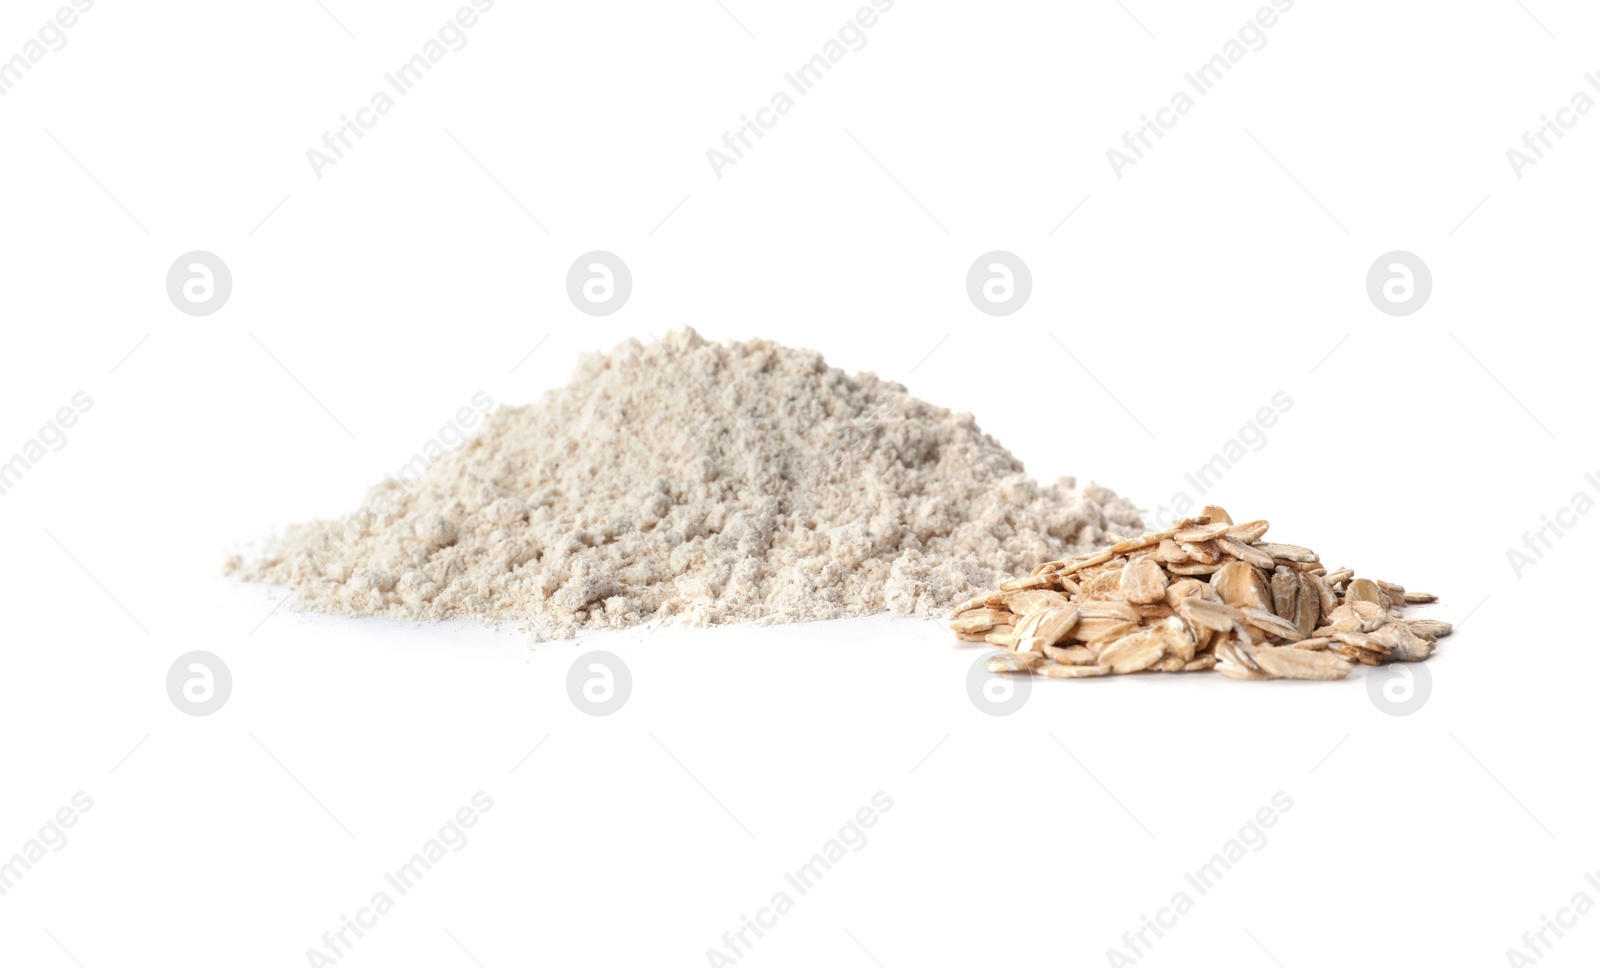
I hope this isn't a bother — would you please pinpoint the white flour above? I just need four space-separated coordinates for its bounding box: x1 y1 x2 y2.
232 330 1141 638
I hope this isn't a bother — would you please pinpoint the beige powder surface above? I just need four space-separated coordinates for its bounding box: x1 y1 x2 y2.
232 330 1142 638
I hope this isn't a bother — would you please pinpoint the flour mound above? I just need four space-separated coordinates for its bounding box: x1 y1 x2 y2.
233 329 1141 637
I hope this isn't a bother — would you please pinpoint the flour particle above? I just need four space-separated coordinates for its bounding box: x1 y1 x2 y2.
232 330 1142 638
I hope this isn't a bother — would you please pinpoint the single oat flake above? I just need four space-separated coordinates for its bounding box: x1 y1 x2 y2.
955 506 1450 682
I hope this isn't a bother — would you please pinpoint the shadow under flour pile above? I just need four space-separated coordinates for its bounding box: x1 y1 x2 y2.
233 329 1142 638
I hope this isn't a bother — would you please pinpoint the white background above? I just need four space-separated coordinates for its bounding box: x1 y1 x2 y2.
0 1 1593 965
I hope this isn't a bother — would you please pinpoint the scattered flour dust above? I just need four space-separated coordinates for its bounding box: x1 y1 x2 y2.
231 330 1142 638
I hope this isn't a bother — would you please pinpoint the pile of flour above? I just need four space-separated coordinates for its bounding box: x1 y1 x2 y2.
232 329 1142 638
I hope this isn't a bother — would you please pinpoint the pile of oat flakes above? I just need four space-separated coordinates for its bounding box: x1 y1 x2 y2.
953 506 1451 680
